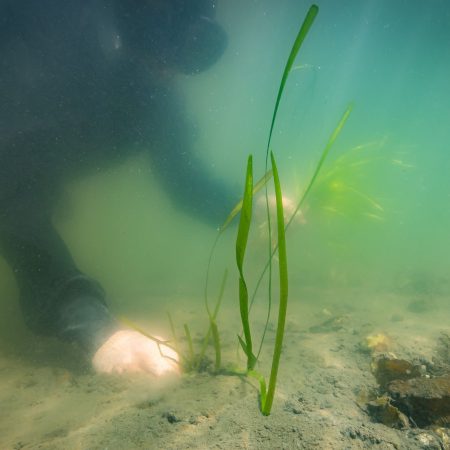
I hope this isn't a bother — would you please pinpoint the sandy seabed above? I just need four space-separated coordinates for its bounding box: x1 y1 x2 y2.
0 288 449 450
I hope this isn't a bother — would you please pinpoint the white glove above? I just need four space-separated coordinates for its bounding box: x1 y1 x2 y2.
92 329 180 376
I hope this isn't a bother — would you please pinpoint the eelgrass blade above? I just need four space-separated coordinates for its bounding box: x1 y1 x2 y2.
260 4 319 372
213 269 228 319
236 155 257 370
204 2 318 363
286 103 354 227
167 312 180 357
198 270 228 372
262 152 289 416
251 103 353 340
210 270 226 372
248 370 267 408
220 170 273 232
211 319 221 372
235 155 252 279
204 170 272 344
184 324 195 364
265 4 319 156
120 316 180 365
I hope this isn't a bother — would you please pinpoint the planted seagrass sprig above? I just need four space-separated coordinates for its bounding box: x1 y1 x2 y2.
235 155 257 371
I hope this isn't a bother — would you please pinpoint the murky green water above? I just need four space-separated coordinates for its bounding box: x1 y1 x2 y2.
0 2 449 448
1 0 449 340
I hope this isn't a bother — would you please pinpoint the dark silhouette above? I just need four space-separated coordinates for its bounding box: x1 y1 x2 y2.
0 0 235 355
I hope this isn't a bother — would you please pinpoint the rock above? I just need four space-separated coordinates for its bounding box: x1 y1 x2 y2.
363 333 392 354
366 396 410 429
373 356 423 389
162 411 182 424
387 374 450 427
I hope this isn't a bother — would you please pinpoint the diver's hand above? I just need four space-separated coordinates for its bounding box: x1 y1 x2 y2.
255 194 306 230
92 329 180 376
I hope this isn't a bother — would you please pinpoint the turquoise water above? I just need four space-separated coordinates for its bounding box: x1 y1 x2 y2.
0 0 449 342
182 0 450 296
0 2 449 448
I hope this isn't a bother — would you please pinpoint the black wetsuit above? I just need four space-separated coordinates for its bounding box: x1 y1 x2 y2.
0 0 235 354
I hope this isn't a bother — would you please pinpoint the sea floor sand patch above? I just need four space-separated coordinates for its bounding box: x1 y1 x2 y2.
0 290 448 450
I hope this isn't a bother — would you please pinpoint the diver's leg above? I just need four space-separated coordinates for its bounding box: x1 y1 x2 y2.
0 203 118 354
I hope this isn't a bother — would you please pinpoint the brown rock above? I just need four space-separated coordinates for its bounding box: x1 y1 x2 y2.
387 375 450 427
373 356 422 389
366 396 410 429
